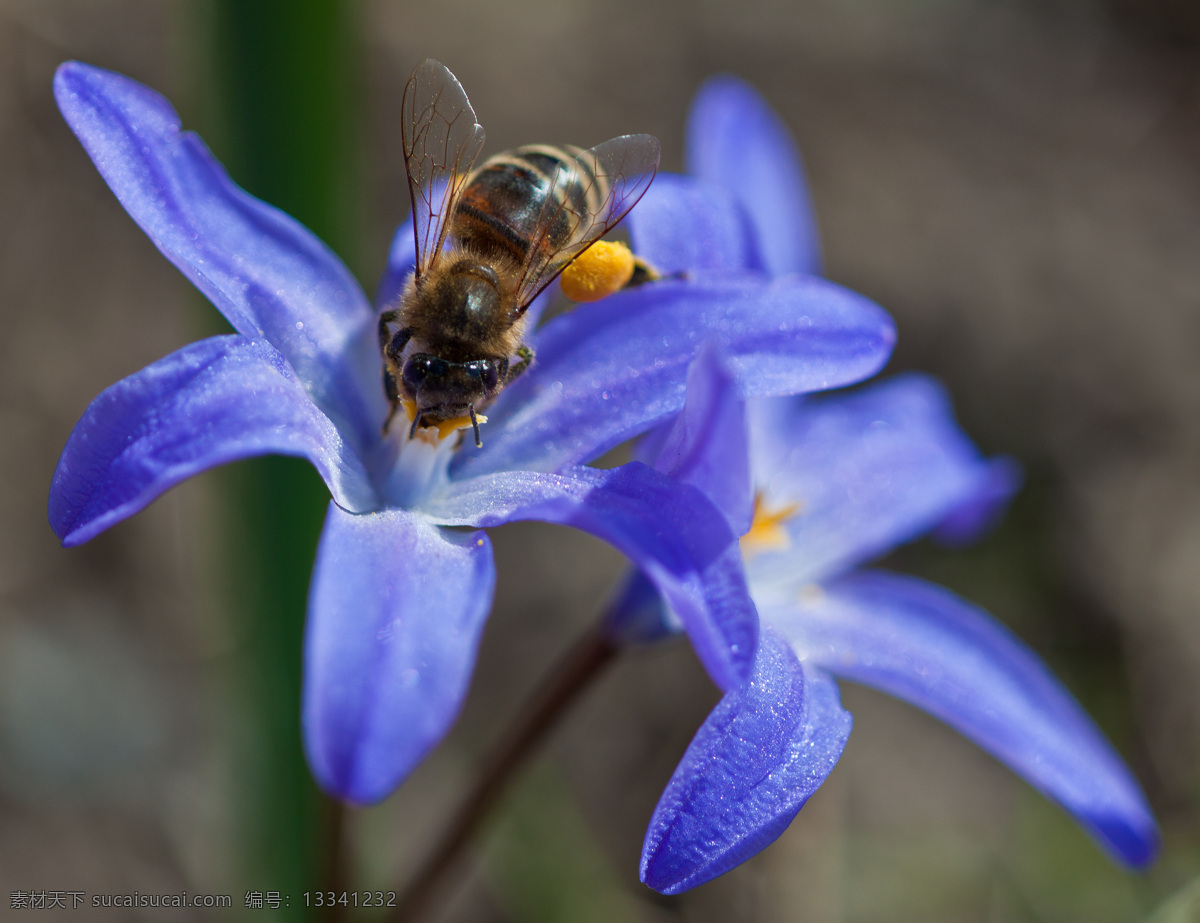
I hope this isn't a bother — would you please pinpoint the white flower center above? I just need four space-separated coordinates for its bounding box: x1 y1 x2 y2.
381 424 459 508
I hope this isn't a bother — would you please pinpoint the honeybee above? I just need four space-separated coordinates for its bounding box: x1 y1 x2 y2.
378 59 661 447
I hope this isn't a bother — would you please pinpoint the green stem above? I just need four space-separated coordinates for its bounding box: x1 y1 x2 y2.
198 0 362 913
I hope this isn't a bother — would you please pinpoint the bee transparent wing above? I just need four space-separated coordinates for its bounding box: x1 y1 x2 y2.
402 59 486 280
513 133 661 310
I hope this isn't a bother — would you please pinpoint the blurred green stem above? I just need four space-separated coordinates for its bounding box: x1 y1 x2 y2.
198 0 361 915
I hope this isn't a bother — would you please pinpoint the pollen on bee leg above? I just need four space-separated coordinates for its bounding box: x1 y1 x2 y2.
740 493 804 556
560 240 637 302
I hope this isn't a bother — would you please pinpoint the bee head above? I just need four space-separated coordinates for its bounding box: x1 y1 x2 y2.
401 353 508 418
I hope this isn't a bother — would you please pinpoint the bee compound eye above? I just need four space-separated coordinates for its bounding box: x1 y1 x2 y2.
467 359 502 392
402 353 445 391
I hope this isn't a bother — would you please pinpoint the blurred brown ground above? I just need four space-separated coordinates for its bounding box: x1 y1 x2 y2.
1 0 1198 920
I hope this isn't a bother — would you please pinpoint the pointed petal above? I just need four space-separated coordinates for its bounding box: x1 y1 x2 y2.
650 342 754 536
772 571 1159 867
53 62 384 448
745 374 1003 596
49 336 375 547
932 455 1023 546
420 463 757 690
454 272 895 479
687 75 821 276
641 628 851 893
625 173 764 274
303 504 494 804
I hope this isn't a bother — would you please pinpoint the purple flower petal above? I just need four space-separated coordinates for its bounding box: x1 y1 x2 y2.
770 571 1159 867
49 336 376 547
641 627 851 894
932 455 1023 546
650 342 754 536
604 344 752 644
454 272 895 479
745 374 999 595
687 76 821 277
625 173 764 274
420 463 757 690
375 216 417 310
53 62 384 450
303 504 494 804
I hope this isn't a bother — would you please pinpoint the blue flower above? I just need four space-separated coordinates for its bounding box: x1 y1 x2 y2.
604 75 1160 892
47 63 896 805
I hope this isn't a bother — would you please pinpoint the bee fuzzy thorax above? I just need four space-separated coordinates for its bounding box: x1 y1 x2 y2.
405 247 525 356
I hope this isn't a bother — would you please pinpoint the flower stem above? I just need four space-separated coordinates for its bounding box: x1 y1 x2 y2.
387 623 620 923
199 1 363 913
321 797 348 922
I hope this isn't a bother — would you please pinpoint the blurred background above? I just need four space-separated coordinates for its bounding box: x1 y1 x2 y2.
2 0 1198 919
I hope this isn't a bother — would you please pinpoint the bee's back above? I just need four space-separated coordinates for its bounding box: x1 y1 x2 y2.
452 144 605 267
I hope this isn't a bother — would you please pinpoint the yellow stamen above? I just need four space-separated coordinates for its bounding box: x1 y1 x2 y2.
560 240 637 302
740 493 803 556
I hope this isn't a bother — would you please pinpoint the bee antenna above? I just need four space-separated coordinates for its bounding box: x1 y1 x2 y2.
469 405 483 448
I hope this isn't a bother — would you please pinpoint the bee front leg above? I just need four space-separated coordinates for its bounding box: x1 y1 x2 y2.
379 312 413 364
381 367 406 434
383 365 401 404
504 344 535 385
379 311 415 435
378 308 401 351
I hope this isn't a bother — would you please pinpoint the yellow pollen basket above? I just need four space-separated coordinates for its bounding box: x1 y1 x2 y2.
740 493 803 556
400 399 486 444
560 240 637 303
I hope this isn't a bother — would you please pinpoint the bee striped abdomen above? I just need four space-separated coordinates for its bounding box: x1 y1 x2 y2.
453 144 605 265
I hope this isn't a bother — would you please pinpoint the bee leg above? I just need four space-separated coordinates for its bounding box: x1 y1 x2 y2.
379 318 413 434
504 345 535 385
468 405 483 448
377 308 401 350
626 256 661 288
379 309 414 363
383 365 401 404
381 367 403 434
386 328 413 364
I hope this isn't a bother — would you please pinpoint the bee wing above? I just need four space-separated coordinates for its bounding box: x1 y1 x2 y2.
513 133 661 310
402 59 486 280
